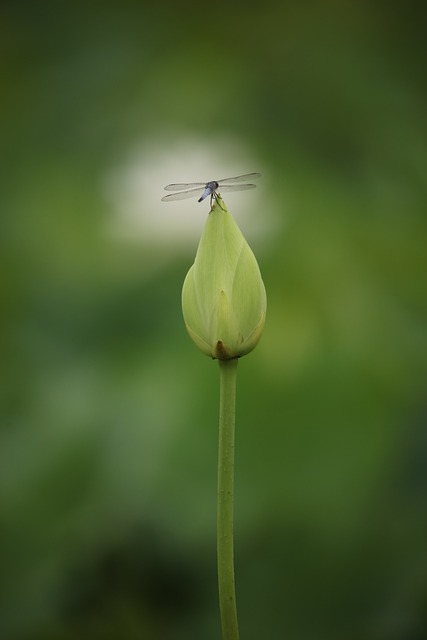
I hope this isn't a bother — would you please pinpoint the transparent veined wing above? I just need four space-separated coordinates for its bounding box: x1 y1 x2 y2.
161 187 205 201
161 173 261 203
163 182 206 191
216 184 257 193
217 173 261 185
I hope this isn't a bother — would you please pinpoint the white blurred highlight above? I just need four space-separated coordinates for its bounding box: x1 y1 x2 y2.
104 134 283 252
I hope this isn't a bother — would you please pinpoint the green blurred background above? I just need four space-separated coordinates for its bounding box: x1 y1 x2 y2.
1 2 427 639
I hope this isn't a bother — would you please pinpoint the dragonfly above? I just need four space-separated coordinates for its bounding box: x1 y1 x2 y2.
161 172 261 205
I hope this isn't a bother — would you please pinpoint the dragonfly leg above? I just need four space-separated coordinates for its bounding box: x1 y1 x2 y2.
209 191 225 212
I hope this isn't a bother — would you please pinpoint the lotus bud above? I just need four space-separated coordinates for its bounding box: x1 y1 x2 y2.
182 195 266 360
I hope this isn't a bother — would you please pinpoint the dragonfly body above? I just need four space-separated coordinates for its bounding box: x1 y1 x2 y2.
198 181 220 203
161 173 261 205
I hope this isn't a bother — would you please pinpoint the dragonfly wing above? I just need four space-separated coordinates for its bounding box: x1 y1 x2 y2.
217 172 261 185
161 188 205 201
217 184 257 193
163 182 205 191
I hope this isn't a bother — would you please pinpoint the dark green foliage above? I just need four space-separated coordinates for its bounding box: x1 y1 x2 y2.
1 2 426 639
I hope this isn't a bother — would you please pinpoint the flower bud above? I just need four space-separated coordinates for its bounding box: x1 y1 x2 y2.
182 196 266 359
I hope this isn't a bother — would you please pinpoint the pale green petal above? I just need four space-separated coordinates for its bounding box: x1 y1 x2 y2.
182 196 266 359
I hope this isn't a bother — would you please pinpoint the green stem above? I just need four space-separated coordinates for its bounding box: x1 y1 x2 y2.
217 357 239 640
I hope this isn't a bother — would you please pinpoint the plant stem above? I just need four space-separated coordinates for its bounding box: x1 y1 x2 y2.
217 357 239 640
